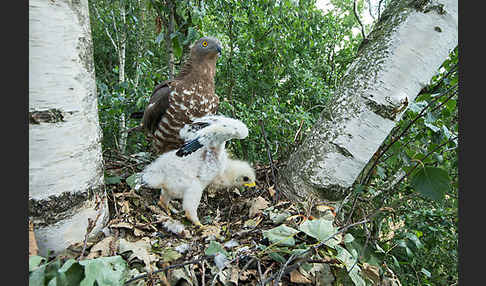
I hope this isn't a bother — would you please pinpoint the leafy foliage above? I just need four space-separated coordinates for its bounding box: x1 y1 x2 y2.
88 0 458 285
29 255 129 286
348 47 458 285
410 166 450 201
89 0 361 160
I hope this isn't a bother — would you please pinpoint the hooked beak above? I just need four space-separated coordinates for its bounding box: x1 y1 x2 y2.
216 45 222 55
244 181 256 188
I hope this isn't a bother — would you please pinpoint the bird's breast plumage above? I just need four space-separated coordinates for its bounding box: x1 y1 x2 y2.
152 79 219 154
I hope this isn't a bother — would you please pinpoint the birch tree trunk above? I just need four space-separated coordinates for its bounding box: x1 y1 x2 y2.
117 2 128 153
29 0 108 256
277 0 458 201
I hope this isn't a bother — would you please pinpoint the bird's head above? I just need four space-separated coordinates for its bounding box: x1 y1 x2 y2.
225 159 256 188
191 37 222 59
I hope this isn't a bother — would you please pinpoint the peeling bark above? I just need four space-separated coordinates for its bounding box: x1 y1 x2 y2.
277 0 458 201
29 0 108 256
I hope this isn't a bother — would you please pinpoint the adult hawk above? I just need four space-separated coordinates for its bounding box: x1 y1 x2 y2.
142 37 222 154
137 115 255 226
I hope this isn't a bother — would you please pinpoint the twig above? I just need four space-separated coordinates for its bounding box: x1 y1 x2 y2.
125 124 144 134
78 211 102 261
109 229 119 257
201 261 206 286
344 198 357 227
124 256 208 285
361 83 458 185
264 217 374 285
353 0 366 39
293 119 305 143
373 135 458 211
209 246 258 286
349 209 372 273
257 260 264 286
273 252 299 286
377 0 384 19
259 120 279 202
394 135 458 188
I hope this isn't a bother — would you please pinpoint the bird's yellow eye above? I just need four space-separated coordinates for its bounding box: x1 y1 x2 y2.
201 41 208 47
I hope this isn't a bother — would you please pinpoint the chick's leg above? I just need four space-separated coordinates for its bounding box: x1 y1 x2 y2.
158 188 173 216
182 184 204 227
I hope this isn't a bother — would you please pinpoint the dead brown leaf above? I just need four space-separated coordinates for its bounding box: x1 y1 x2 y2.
119 237 158 272
114 189 142 199
200 224 222 239
110 221 133 230
120 200 131 214
248 196 269 218
268 185 276 197
148 205 165 215
290 269 312 284
86 236 116 259
133 227 145 237
229 266 240 285
362 263 381 284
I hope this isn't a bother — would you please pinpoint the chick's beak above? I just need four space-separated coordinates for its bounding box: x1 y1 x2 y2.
244 181 256 188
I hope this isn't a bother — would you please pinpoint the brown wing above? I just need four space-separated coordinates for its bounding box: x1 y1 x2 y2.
142 81 172 134
211 96 219 114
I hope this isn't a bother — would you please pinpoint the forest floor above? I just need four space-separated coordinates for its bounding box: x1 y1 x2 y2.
33 149 401 286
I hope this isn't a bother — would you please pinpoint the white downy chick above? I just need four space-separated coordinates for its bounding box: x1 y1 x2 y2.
138 115 251 226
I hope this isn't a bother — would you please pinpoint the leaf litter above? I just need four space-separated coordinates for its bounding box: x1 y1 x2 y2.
29 150 396 285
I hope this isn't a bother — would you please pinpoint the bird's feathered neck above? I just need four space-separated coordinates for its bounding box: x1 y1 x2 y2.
174 54 217 82
174 57 194 80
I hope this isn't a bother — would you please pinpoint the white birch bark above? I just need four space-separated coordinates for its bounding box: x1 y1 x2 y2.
117 3 128 153
278 0 458 201
29 0 108 256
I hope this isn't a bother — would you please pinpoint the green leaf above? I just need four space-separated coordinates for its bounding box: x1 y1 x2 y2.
421 268 431 278
392 255 400 269
375 243 385 254
269 211 291 225
405 232 423 250
155 31 165 44
29 255 46 272
298 218 339 248
411 167 450 201
263 224 299 246
161 248 182 263
183 27 199 45
343 233 355 244
57 259 84 285
125 173 138 189
268 252 286 263
172 36 182 59
353 184 365 194
79 256 129 286
408 101 427 113
29 264 46 286
204 241 228 256
104 175 122 185
425 122 440 133
335 246 365 286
